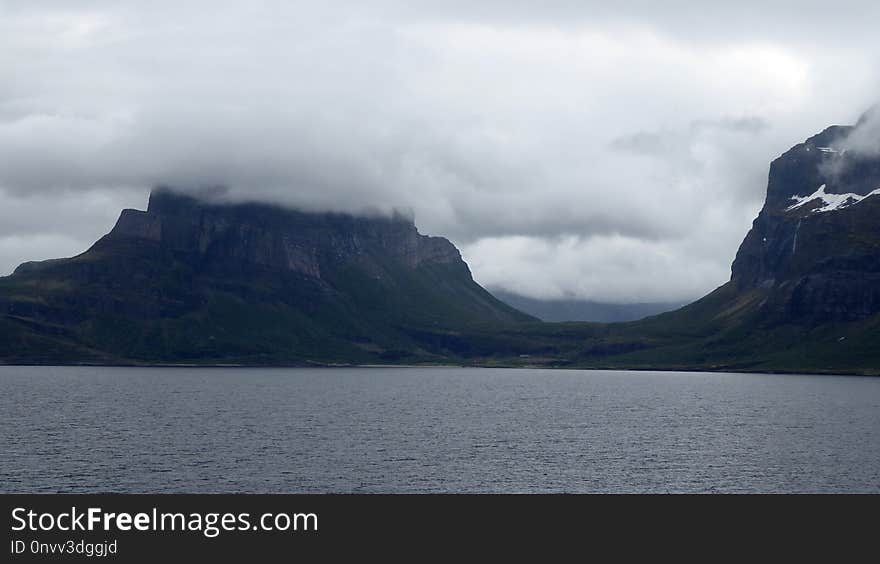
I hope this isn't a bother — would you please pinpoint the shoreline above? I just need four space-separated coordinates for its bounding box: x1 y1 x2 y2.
0 361 876 377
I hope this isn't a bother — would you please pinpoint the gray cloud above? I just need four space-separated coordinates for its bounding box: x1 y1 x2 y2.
814 106 880 184
0 1 878 302
840 106 880 156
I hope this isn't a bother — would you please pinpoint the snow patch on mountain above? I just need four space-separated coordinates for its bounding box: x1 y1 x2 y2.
786 184 880 214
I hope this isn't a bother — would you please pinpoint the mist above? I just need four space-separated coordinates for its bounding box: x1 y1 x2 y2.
1 0 878 302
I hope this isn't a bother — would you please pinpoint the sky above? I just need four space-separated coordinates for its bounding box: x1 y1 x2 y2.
1 1 878 303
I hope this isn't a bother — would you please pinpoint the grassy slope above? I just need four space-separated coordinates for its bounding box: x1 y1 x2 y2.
0 239 533 365
441 283 880 375
3 244 879 373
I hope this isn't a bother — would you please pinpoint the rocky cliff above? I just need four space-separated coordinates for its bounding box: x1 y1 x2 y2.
106 189 462 275
731 116 880 322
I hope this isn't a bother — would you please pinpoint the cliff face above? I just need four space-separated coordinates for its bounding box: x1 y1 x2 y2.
730 121 880 322
0 188 532 364
103 189 462 279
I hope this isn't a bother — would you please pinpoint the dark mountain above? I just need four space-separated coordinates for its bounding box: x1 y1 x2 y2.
490 290 681 322
3 114 880 373
459 115 880 374
729 122 880 322
0 188 532 364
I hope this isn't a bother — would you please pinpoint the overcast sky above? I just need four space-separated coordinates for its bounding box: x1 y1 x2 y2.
1 1 878 303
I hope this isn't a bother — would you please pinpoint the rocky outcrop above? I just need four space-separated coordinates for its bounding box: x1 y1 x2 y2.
730 116 880 322
103 189 462 280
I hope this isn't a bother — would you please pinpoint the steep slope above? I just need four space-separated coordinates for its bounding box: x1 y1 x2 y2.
730 120 880 323
458 115 880 374
0 188 533 364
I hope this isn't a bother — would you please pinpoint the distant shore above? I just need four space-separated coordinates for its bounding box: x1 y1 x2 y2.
0 361 876 377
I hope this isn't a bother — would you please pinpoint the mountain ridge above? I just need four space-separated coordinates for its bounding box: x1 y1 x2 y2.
3 116 880 373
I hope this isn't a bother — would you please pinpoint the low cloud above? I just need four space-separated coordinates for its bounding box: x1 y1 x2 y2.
839 106 880 157
1 1 878 302
814 105 880 189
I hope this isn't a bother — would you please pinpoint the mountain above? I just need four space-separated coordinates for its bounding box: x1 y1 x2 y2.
489 290 682 322
456 115 880 374
729 121 880 322
3 115 880 373
0 188 533 364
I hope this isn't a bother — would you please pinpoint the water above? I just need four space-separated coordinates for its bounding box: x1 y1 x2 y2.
1 366 879 493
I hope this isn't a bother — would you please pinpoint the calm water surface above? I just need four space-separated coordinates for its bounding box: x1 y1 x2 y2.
2 366 879 493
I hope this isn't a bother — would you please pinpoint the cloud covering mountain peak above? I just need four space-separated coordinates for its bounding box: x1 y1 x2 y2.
1 1 878 302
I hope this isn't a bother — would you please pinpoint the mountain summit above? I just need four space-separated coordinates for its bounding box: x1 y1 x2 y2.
0 188 532 364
